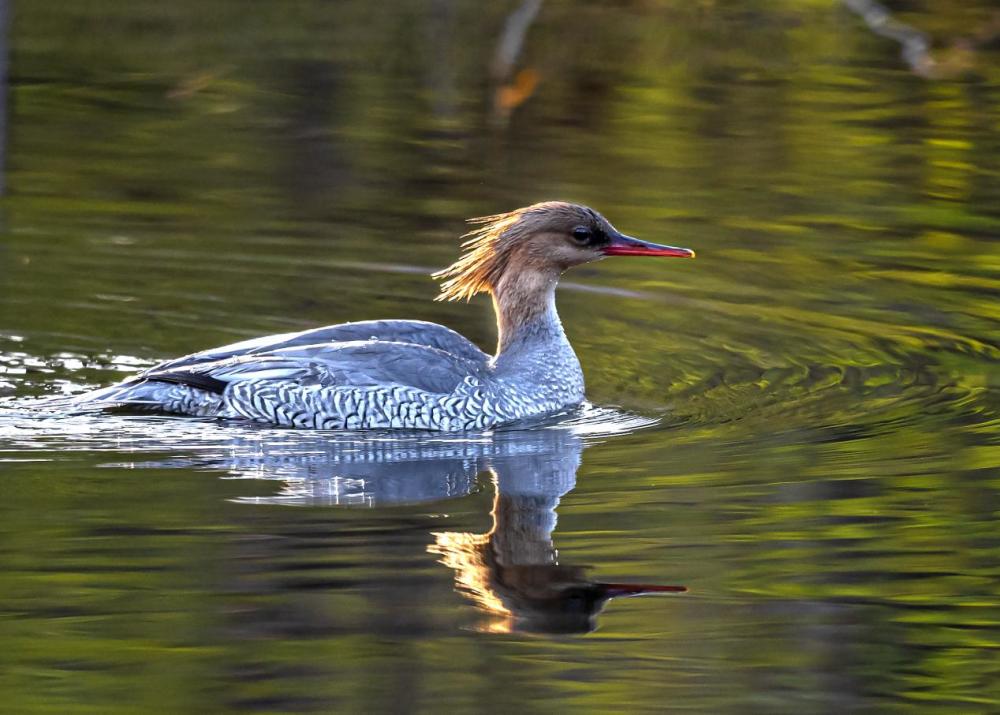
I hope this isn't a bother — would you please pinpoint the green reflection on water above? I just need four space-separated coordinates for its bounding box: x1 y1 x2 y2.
2 0 1000 712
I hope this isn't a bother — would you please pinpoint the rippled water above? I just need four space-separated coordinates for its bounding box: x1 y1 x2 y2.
3 1 1000 712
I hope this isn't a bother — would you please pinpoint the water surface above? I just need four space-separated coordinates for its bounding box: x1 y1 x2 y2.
2 1 1000 712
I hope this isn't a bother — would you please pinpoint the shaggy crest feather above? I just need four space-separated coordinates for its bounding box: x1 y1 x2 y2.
433 211 521 301
433 202 575 302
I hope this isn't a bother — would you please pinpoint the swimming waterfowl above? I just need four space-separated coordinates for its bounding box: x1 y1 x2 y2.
81 202 694 430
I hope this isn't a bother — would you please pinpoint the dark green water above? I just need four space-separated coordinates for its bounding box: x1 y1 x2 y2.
2 1 1000 712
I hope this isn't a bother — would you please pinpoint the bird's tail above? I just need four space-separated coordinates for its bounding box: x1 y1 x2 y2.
69 377 226 416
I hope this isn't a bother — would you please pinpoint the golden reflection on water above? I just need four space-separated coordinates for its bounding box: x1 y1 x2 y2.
431 528 513 633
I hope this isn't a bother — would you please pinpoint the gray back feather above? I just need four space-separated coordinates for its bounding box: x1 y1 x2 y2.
146 319 489 376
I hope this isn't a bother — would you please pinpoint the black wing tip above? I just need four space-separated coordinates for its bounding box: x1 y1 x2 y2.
146 371 229 395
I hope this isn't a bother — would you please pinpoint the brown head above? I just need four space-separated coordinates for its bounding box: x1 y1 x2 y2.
433 201 694 303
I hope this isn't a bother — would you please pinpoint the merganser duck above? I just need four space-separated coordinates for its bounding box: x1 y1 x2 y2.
81 202 694 430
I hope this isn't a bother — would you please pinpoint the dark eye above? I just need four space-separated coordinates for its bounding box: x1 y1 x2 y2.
571 226 592 243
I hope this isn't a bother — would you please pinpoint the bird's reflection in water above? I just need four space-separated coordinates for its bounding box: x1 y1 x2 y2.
161 418 685 634
429 430 685 634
